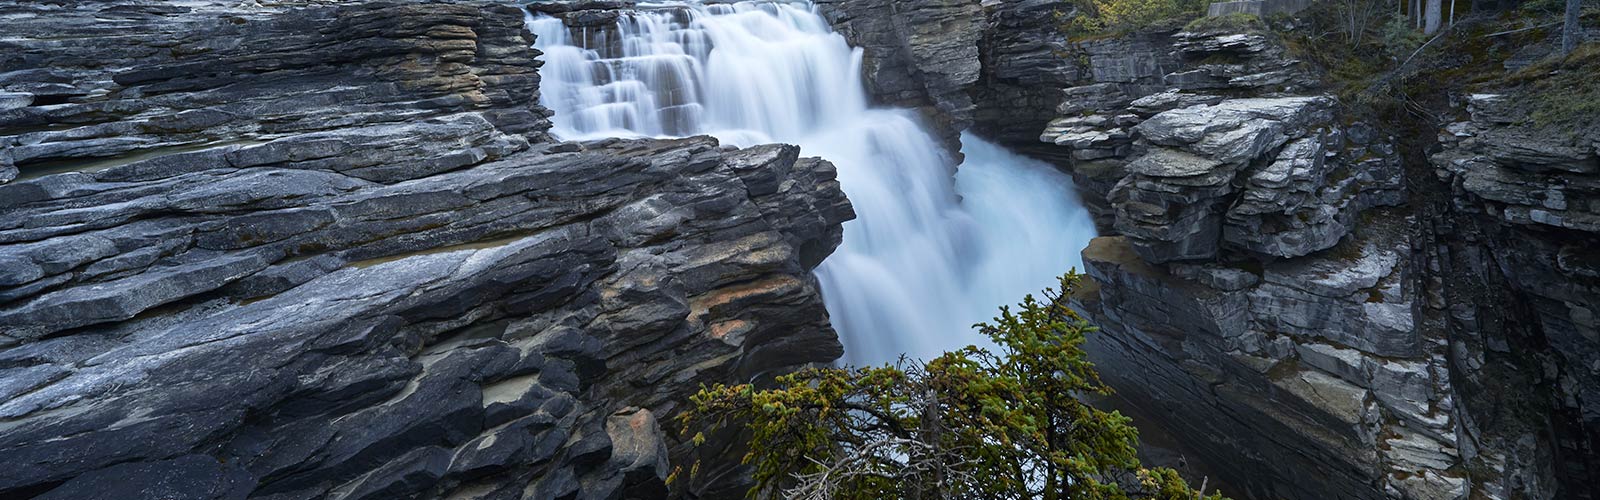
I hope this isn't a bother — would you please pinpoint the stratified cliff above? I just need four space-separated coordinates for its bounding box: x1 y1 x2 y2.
813 0 983 151
817 0 1598 498
0 1 851 498
1040 19 1598 500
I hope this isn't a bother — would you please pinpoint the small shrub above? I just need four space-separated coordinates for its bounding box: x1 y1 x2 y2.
1183 12 1264 33
1377 14 1430 59
1065 0 1210 36
677 272 1229 500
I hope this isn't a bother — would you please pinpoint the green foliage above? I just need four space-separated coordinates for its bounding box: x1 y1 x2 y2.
1377 14 1430 58
678 272 1227 500
1182 12 1263 33
1277 0 1427 114
1065 0 1210 36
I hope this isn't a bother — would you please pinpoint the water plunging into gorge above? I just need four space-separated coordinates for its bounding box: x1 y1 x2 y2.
526 1 1097 364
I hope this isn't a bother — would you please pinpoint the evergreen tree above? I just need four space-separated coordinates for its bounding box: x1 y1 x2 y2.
676 272 1226 500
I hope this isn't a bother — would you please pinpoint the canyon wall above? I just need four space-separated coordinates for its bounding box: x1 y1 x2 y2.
2 0 1594 498
1046 24 1598 500
813 0 983 151
0 2 850 498
817 0 1598 498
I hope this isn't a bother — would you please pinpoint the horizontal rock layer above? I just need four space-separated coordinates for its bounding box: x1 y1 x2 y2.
695 0 1600 497
1041 22 1597 500
1427 93 1600 500
0 1 851 499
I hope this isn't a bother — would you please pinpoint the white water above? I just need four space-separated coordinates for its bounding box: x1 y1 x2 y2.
526 1 1096 364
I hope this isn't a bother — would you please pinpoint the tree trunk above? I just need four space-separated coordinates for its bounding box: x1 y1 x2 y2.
1563 0 1582 55
1425 0 1443 34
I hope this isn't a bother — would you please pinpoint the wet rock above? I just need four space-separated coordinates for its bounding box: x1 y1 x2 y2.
971 0 1093 159
816 0 984 147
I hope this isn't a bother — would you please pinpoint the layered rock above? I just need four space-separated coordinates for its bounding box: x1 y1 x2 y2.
1011 17 1507 500
1070 128 1433 499
1032 17 1321 230
814 0 985 148
1427 93 1600 500
0 1 851 498
1036 18 1598 500
971 0 1090 162
1162 21 1317 92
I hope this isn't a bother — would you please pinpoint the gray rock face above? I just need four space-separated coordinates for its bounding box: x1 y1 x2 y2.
1021 23 1319 233
0 1 852 498
1100 95 1392 264
1078 220 1447 500
1134 97 1330 164
1436 94 1600 232
972 0 1092 160
0 0 550 182
1039 17 1599 500
1164 23 1317 91
1023 17 1502 500
815 0 984 149
1429 93 1600 499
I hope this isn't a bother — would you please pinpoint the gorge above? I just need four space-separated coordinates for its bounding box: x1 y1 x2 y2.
523 1 1097 363
0 0 1596 499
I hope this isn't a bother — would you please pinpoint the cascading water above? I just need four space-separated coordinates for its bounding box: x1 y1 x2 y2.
526 1 1097 364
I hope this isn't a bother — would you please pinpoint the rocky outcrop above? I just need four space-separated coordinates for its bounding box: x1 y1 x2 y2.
1427 93 1600 500
0 0 550 181
1009 18 1507 500
1036 19 1597 500
0 1 851 498
814 0 984 148
1032 17 1321 230
1067 102 1432 498
971 0 1090 162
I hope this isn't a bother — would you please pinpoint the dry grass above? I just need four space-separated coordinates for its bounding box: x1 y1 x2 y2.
1501 43 1600 129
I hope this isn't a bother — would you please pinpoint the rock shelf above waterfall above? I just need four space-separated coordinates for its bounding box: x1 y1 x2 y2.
0 1 853 498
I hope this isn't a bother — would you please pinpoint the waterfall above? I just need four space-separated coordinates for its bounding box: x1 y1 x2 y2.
526 1 1097 364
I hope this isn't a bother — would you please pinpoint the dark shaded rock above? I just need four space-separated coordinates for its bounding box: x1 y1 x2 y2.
35 455 253 500
1428 91 1600 499
815 0 985 150
339 447 453 500
970 0 1090 162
